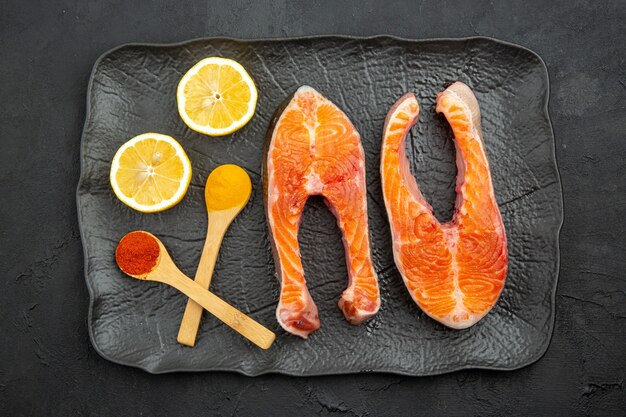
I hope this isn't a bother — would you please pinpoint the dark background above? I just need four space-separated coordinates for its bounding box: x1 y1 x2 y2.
1 0 624 415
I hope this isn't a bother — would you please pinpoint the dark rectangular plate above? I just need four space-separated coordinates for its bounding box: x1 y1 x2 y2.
77 36 563 376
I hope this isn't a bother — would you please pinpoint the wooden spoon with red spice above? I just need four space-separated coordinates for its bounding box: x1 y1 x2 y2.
115 231 275 350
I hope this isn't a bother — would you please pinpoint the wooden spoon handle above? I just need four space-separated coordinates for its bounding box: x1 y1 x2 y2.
159 266 275 349
177 214 231 347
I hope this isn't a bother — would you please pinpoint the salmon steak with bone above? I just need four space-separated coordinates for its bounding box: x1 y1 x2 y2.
381 82 508 329
264 86 381 338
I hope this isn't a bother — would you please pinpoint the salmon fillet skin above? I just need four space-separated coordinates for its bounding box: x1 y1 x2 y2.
380 82 508 329
264 86 380 338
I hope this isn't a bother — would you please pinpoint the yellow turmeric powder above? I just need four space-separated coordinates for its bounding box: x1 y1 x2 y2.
205 164 252 211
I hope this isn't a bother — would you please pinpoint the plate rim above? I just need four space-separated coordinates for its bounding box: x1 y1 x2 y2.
76 35 564 376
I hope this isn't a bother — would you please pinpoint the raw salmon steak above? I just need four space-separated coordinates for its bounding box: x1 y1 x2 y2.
380 82 508 329
264 86 380 338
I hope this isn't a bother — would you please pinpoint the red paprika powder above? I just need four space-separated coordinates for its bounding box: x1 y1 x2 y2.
115 231 160 276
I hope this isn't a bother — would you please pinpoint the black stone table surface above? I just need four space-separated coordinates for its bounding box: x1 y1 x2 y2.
1 1 624 415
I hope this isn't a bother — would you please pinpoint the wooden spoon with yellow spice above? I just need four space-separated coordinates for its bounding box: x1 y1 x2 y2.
177 164 253 347
115 231 274 349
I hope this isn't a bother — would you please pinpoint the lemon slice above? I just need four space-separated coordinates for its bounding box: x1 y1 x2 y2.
177 57 258 136
110 133 192 213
